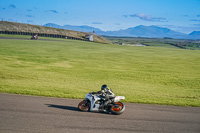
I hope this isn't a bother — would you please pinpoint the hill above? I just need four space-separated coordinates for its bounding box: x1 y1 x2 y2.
0 21 109 44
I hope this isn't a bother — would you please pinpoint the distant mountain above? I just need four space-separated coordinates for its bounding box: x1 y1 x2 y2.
44 23 200 39
188 31 200 39
44 23 102 33
101 25 188 39
189 31 200 36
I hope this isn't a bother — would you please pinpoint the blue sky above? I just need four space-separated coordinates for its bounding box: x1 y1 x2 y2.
0 0 200 34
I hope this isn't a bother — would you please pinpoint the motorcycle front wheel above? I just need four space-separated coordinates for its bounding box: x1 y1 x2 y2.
78 100 91 112
110 102 125 115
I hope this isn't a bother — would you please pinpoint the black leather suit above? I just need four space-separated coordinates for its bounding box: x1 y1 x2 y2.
92 89 115 108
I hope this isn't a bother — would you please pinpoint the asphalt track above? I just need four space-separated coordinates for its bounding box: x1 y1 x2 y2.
0 93 200 133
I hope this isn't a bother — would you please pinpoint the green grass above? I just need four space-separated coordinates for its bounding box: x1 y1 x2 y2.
0 38 200 107
0 34 32 39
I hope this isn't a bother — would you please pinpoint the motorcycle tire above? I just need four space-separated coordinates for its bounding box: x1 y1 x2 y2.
78 100 91 112
110 102 125 115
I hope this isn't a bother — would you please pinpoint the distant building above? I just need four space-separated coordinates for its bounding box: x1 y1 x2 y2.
85 34 93 41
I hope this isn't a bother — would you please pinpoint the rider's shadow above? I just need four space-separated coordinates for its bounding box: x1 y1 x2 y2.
45 104 108 114
45 104 79 111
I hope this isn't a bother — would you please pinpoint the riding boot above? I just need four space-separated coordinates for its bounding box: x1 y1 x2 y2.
99 104 104 110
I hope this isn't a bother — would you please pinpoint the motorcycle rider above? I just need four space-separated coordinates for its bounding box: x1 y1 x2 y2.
91 84 115 110
34 34 38 39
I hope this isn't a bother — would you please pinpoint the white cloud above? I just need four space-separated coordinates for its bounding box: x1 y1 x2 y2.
130 13 152 21
126 13 167 22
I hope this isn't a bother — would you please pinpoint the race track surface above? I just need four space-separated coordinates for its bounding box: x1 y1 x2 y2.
0 93 200 133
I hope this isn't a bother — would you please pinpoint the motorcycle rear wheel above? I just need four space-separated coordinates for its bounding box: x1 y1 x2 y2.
110 102 125 115
78 100 91 112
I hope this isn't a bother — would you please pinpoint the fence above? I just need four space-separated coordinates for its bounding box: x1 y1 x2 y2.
0 31 89 41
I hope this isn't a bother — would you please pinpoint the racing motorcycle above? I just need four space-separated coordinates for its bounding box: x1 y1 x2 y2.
78 92 125 115
31 34 38 40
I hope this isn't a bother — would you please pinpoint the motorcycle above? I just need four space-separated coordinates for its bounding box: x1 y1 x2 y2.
78 92 125 115
31 34 38 40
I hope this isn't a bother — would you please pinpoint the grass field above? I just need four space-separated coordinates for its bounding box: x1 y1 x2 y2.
0 37 200 107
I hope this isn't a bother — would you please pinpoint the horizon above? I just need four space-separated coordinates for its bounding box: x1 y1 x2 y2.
43 23 197 34
0 0 200 34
